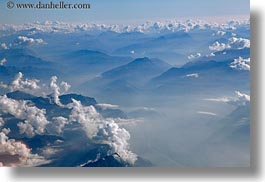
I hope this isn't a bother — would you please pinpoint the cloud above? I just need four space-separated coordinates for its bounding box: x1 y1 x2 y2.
0 129 48 166
213 31 226 36
209 37 250 51
206 52 215 57
0 117 4 128
0 95 49 137
49 76 71 106
230 57 250 71
9 72 41 94
188 53 201 60
209 41 229 51
96 103 119 110
16 36 44 46
228 37 250 49
111 118 142 126
0 82 8 89
69 99 137 164
0 18 249 35
205 91 250 107
205 98 230 102
60 81 71 93
1 72 71 105
232 91 250 106
0 73 137 165
0 43 8 50
185 73 199 78
197 111 217 116
48 116 69 134
40 146 61 158
0 58 7 66
49 76 61 105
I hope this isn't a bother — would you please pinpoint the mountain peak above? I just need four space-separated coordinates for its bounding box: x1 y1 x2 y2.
128 57 152 65
6 90 36 100
73 50 107 57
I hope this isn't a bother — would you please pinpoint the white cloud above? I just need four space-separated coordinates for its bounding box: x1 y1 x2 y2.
9 72 41 94
185 73 199 78
209 41 229 51
0 58 7 66
205 98 230 102
230 57 250 71
69 99 137 164
228 37 250 49
209 37 250 52
49 76 71 106
0 82 8 89
188 53 201 60
16 36 44 46
40 146 61 158
49 116 69 134
0 95 49 137
213 31 226 36
112 118 143 126
0 43 8 50
206 52 215 57
197 111 217 116
0 117 4 128
96 103 119 110
205 91 250 106
0 129 48 166
1 73 71 104
60 81 71 93
0 18 249 34
232 91 250 106
49 76 61 105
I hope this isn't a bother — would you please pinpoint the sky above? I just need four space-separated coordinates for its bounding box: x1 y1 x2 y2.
0 0 250 24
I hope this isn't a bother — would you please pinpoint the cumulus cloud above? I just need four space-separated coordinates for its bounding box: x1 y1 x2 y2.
49 116 69 134
185 73 199 78
230 57 250 71
188 53 201 60
49 76 61 105
60 81 71 93
205 91 250 106
232 91 250 106
214 31 226 36
209 37 250 51
0 95 49 138
206 52 215 57
0 117 4 128
1 72 71 105
49 76 71 106
228 37 250 49
0 129 48 167
0 72 137 165
209 41 229 51
69 99 137 164
9 72 41 94
16 36 44 46
0 58 7 66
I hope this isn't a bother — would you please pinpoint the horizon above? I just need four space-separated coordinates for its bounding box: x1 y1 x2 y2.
0 0 249 25
0 14 250 26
